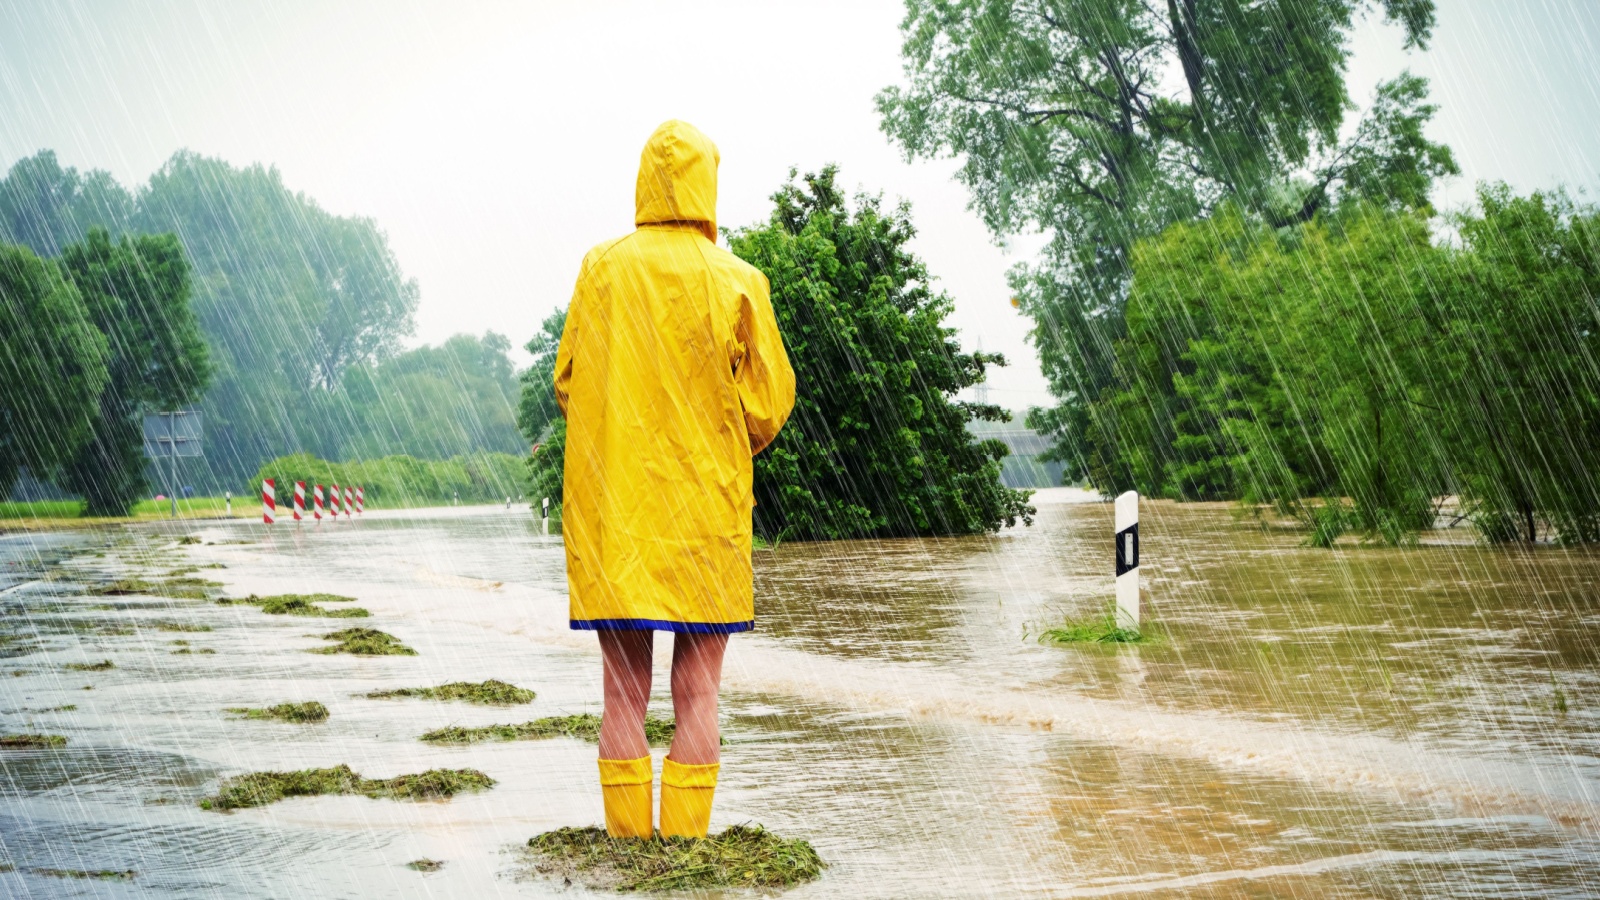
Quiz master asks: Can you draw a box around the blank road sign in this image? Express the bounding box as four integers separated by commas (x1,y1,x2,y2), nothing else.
142,410,204,458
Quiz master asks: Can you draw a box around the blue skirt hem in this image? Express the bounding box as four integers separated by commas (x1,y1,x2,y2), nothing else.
570,618,754,634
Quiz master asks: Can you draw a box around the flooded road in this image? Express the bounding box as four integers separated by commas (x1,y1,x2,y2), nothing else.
1,489,1596,897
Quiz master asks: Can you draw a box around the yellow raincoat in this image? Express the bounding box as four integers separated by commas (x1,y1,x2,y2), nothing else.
555,120,795,633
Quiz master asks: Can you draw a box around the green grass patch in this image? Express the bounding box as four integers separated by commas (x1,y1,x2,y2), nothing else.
171,647,215,655
220,593,366,617
365,679,534,705
524,825,824,892
1036,614,1148,645
199,763,494,810
93,576,220,600
155,621,212,632
225,701,329,723
64,659,114,671
1,734,67,748
313,627,416,656
420,713,677,746
32,868,135,880
406,859,444,873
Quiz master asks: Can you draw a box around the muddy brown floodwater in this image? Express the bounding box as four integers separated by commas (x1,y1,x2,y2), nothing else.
0,488,1596,897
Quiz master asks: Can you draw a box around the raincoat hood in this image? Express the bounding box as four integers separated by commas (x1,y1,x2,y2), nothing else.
635,120,719,242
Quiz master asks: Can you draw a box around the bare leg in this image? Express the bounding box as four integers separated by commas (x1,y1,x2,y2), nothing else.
668,632,727,765
598,630,654,760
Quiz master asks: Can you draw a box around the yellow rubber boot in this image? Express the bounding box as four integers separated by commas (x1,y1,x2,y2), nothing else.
659,758,719,838
598,757,653,839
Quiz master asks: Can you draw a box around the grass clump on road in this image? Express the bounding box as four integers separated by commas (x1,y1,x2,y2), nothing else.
199,763,494,810
524,824,824,892
221,593,368,617
1,734,68,748
406,859,444,873
1036,615,1147,645
32,868,136,880
314,627,415,656
155,621,212,632
421,714,678,746
366,679,534,705
225,701,329,723
97,576,220,600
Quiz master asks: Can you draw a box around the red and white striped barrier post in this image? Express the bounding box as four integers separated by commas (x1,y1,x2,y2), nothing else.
313,484,324,521
330,482,342,518
344,486,353,519
262,479,275,524
293,481,305,522
355,486,364,514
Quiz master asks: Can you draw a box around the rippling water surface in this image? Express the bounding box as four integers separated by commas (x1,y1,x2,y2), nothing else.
1,490,1596,897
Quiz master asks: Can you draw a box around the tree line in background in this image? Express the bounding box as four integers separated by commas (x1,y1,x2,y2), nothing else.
0,150,525,512
878,0,1600,542
519,167,1035,540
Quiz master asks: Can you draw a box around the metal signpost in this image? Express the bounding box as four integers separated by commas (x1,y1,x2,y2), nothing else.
142,410,203,519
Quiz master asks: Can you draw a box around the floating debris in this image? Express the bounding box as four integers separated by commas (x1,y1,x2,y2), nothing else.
314,627,415,656
0,734,67,748
177,536,202,545
199,764,494,810
225,701,329,723
366,679,534,705
64,660,114,671
421,714,677,746
524,825,824,893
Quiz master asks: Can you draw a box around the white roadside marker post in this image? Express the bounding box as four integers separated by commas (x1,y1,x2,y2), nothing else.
1114,490,1140,631
542,497,550,534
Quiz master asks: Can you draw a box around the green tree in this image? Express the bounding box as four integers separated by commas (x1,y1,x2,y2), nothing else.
0,243,110,495
58,228,210,514
517,307,568,511
877,0,1457,485
729,168,1033,539
0,151,135,256
1439,186,1600,543
339,332,524,460
134,151,418,475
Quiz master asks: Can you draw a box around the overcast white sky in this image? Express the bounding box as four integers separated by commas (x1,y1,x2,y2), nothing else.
2,0,1597,412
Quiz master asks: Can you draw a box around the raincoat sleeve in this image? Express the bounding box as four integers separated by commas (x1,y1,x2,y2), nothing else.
733,273,795,455
553,263,588,420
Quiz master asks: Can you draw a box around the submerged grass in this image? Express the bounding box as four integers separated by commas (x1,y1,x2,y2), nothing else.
64,659,114,671
93,576,219,600
225,701,329,723
155,621,212,632
220,593,368,617
524,825,824,893
199,763,494,810
365,679,534,705
406,859,444,873
32,868,136,880
1,734,67,748
420,714,679,746
1036,614,1149,645
314,627,416,655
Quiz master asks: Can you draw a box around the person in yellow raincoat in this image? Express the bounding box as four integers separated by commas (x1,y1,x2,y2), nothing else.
554,120,795,839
